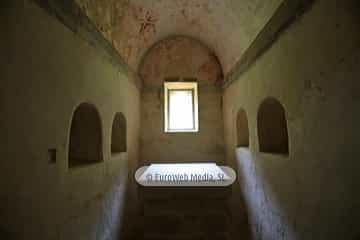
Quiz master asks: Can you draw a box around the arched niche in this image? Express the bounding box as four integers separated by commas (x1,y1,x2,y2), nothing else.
111,112,127,154
68,103,102,167
257,97,289,155
236,109,249,147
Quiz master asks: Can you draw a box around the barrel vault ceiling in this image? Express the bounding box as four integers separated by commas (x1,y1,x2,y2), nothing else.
75,0,282,75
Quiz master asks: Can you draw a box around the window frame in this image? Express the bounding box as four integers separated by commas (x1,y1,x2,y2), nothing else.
164,81,199,133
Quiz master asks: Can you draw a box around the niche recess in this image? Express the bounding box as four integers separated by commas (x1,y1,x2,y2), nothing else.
68,103,102,167
257,97,289,155
236,109,249,147
111,112,127,154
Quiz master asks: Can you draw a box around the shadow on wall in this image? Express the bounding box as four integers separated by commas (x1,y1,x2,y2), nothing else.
236,109,250,148
257,97,289,155
111,112,127,154
235,148,296,239
227,108,252,240
68,104,129,167
68,103,103,168
234,97,294,239
229,176,254,240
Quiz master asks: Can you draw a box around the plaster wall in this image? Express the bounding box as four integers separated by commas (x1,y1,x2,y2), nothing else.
0,1,140,239
74,0,282,74
139,36,225,164
223,0,360,239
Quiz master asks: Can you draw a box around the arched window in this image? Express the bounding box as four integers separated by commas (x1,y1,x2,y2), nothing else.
257,98,289,154
68,103,102,167
111,113,127,154
236,109,249,147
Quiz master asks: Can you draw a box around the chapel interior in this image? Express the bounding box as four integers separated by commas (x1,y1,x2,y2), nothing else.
1,0,360,239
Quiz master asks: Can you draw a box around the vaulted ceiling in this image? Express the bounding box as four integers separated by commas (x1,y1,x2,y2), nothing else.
75,0,282,74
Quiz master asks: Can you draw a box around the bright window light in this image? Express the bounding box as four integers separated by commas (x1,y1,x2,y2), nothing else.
169,90,194,129
164,82,199,132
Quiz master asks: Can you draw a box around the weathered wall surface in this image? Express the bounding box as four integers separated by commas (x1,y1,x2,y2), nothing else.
223,0,360,239
139,36,225,164
74,0,282,74
0,1,140,239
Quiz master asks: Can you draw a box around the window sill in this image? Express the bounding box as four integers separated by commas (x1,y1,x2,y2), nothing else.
258,151,289,160
111,152,128,161
68,160,103,171
165,130,199,134
236,146,250,153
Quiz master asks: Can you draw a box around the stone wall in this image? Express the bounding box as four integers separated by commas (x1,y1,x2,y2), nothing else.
0,1,140,239
223,0,360,239
139,36,225,165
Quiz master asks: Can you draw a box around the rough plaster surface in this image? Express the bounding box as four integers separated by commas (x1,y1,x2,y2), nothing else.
223,0,360,239
139,36,225,165
0,1,140,239
3,0,360,239
74,0,282,74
